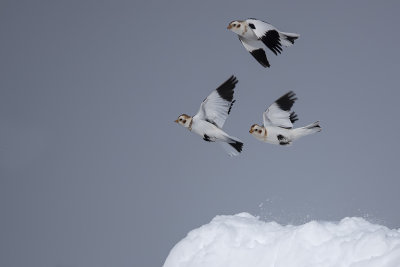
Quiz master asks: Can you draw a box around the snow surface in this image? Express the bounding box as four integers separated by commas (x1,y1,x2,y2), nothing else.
163,213,400,267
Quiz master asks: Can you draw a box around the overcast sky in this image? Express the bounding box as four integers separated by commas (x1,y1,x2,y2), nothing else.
1,0,400,266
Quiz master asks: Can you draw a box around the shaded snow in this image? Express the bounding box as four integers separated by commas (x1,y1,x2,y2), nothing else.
163,213,400,267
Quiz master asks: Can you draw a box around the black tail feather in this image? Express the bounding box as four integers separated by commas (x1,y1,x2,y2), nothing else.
285,35,298,44
305,121,321,130
229,140,243,153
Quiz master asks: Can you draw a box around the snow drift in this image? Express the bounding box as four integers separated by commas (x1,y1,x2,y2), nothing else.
163,213,400,267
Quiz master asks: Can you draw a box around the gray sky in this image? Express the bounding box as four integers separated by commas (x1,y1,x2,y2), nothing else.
1,0,400,266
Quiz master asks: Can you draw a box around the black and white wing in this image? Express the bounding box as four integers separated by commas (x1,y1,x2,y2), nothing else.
193,76,238,129
239,36,270,68
263,91,299,129
246,19,299,55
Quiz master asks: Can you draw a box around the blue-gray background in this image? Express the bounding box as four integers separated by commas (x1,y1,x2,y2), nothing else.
1,0,399,266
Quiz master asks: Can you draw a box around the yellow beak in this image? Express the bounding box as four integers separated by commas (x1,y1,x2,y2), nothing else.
227,24,232,30
174,119,178,123
249,129,253,133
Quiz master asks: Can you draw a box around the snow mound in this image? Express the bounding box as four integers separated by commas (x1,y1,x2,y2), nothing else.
163,213,400,267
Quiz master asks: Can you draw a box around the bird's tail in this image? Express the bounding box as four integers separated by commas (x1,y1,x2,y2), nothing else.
279,31,300,47
219,136,243,157
293,121,321,139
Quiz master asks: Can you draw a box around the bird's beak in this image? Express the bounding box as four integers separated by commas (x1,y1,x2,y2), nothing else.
227,24,232,30
249,129,254,133
174,119,178,123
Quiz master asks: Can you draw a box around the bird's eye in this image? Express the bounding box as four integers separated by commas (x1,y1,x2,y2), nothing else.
233,24,236,26
179,118,182,121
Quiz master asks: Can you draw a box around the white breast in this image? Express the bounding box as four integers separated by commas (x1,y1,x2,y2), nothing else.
241,23,258,39
191,119,222,139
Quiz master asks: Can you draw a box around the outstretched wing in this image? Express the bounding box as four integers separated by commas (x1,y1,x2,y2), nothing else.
194,76,238,129
246,19,283,55
263,91,298,128
239,36,270,68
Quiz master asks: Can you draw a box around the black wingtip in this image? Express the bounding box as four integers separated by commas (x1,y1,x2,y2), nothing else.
227,99,236,114
250,48,270,68
229,140,243,153
228,75,238,86
261,30,282,56
275,91,297,111
289,111,298,124
216,75,238,102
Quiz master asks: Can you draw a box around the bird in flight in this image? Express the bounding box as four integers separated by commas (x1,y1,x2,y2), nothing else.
249,91,321,145
227,18,299,68
175,76,243,156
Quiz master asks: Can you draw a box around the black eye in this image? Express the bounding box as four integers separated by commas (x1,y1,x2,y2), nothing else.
179,118,182,121
233,24,236,26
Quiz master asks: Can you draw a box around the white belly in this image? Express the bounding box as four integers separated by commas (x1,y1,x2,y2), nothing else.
191,119,227,141
265,127,293,145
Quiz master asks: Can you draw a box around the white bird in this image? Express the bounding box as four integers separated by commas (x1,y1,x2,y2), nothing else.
249,91,321,145
175,76,243,156
227,18,299,68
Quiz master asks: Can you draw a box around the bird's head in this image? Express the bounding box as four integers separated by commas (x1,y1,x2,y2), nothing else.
227,20,245,34
175,114,192,128
249,124,265,138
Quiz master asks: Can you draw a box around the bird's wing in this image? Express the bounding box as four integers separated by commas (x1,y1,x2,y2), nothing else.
194,76,238,129
246,19,283,55
239,36,270,68
263,91,298,128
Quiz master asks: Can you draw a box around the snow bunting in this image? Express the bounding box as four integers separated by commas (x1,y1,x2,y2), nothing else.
175,76,243,156
227,19,299,68
249,91,321,145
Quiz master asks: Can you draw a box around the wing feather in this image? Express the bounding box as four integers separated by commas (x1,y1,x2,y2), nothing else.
263,91,298,128
239,36,270,68
194,76,238,128
246,19,281,53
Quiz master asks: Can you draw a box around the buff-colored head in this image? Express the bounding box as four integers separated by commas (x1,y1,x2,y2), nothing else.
174,114,192,129
227,20,245,35
249,124,266,139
